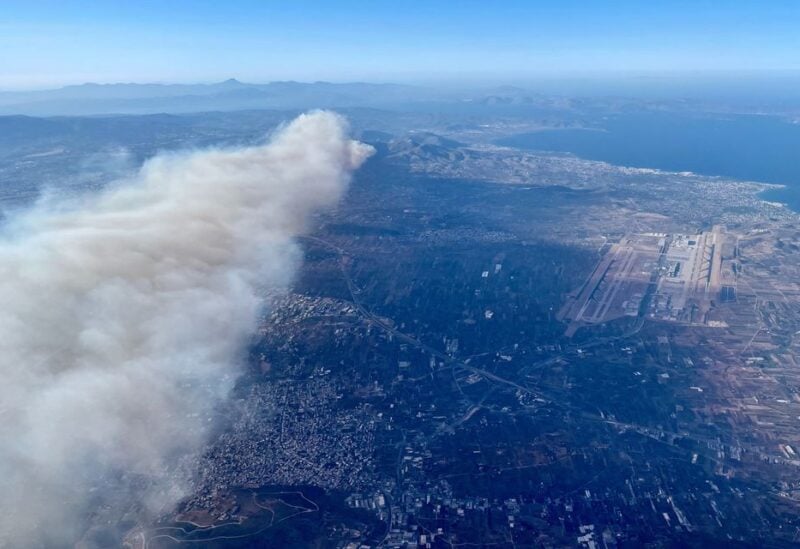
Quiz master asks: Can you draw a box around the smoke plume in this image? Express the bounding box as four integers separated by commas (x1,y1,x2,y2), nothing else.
0,111,373,546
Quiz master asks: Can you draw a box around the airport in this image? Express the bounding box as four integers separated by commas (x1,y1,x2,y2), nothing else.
559,226,735,335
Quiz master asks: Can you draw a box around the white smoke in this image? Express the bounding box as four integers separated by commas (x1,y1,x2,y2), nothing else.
0,111,373,546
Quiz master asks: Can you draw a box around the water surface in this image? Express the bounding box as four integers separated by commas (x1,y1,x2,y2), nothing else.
497,112,800,211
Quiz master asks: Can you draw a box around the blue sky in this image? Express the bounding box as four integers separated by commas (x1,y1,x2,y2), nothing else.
2,0,800,89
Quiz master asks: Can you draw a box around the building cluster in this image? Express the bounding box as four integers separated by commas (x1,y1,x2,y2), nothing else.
185,377,379,514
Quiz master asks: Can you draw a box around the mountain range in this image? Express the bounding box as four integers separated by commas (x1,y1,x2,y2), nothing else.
0,79,437,116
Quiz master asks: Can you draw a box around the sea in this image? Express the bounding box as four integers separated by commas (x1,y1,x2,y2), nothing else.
496,111,800,212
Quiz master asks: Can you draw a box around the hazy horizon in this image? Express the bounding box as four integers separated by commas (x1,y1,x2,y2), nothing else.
5,71,800,113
